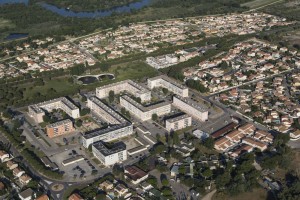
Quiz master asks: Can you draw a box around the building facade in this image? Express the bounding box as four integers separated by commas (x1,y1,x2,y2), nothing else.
165,114,192,132
92,141,127,166
148,75,189,97
120,95,171,121
87,96,126,125
46,119,74,138
172,95,208,122
96,80,151,102
28,97,80,123
82,123,133,148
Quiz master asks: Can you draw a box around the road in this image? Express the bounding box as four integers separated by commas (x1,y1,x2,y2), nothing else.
201,189,216,200
243,0,285,13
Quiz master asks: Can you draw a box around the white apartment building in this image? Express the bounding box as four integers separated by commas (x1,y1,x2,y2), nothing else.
172,95,208,122
87,96,126,125
148,75,189,97
28,97,80,123
165,114,192,132
120,95,171,121
82,122,133,148
96,80,151,102
92,141,127,166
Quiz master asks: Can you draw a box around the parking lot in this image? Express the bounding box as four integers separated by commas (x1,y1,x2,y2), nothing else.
49,146,100,180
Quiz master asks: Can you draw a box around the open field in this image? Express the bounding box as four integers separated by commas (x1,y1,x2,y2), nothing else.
242,0,281,9
213,188,270,200
22,61,158,103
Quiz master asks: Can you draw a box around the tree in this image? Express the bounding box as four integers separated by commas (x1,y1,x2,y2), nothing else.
108,90,115,103
171,132,180,145
152,113,158,121
75,119,83,127
43,114,51,123
203,137,214,149
161,178,169,186
162,88,168,95
202,168,213,179
80,108,90,116
96,193,106,200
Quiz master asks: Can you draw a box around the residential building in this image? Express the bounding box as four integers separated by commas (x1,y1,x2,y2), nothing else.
35,194,49,200
87,96,127,125
13,167,25,177
124,165,149,184
172,95,208,121
120,95,171,121
96,80,151,102
19,188,33,200
6,160,18,170
45,119,74,138
82,122,133,148
68,193,84,200
214,137,235,151
242,137,268,151
165,114,192,132
19,174,32,186
148,75,189,97
0,150,9,163
92,141,127,166
28,97,80,123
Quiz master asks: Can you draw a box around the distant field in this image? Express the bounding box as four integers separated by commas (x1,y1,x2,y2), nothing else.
0,18,15,30
242,0,281,9
213,188,269,200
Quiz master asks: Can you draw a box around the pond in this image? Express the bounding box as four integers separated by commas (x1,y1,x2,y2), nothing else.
40,0,151,18
5,33,29,41
77,74,115,85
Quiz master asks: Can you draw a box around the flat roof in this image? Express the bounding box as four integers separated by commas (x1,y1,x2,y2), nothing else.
93,141,126,156
89,96,127,124
121,95,170,112
166,114,191,123
173,95,207,112
83,122,132,140
149,75,188,90
97,80,150,95
46,119,72,129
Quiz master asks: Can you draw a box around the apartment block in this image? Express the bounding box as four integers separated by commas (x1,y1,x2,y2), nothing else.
120,95,171,121
28,97,80,123
46,119,74,138
82,122,133,148
87,96,126,125
165,114,192,132
148,75,189,97
96,80,151,102
172,95,208,122
92,141,127,166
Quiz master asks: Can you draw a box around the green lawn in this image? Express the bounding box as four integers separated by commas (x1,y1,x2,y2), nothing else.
23,61,158,101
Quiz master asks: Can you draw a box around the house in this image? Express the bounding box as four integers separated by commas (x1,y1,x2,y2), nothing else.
114,184,131,198
6,160,18,170
35,194,49,200
141,182,153,191
125,165,148,184
19,174,32,186
0,150,9,163
99,180,114,191
19,188,34,200
13,167,25,177
68,193,84,200
0,181,5,191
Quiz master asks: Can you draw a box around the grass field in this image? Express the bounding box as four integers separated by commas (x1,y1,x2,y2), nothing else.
213,188,270,200
23,61,158,101
242,0,281,9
